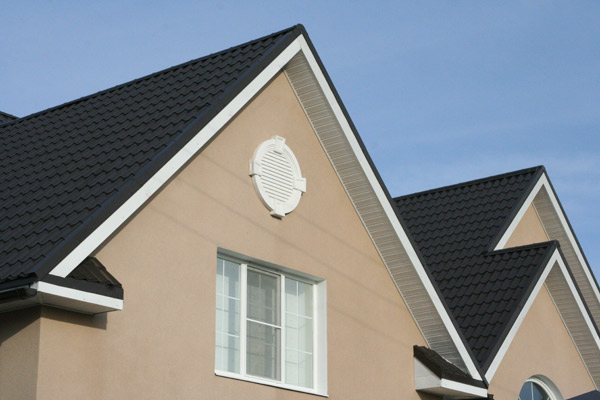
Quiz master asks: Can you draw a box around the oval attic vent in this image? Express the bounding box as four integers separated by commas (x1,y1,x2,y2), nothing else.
249,136,306,218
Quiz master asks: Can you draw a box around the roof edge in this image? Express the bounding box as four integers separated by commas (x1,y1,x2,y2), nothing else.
31,26,303,282
482,243,559,373
487,167,547,252
296,26,485,381
395,165,545,202
2,25,302,128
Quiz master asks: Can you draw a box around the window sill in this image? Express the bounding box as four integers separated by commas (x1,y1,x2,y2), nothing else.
215,370,328,397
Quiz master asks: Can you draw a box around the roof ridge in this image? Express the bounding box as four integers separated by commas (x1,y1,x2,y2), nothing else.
0,111,17,120
480,238,558,371
22,24,303,284
394,165,545,202
0,25,301,128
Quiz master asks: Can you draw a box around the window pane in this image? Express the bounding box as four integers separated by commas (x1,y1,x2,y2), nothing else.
285,278,314,388
518,382,552,400
247,269,280,325
286,349,313,388
247,320,281,380
215,257,241,373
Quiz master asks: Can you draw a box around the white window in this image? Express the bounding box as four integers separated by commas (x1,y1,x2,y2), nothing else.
215,254,327,395
517,377,563,400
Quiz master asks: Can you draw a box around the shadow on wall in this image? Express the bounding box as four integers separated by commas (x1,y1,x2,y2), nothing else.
0,306,41,344
0,306,107,347
41,306,108,330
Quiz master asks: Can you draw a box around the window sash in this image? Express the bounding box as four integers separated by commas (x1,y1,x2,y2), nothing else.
215,256,316,389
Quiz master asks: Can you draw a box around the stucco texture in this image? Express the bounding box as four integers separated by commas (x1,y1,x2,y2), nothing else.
488,284,595,399
488,204,596,398
505,204,549,248
33,72,430,400
0,307,41,400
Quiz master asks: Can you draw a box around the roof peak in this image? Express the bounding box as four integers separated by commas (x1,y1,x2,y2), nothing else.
1,25,302,129
395,165,545,201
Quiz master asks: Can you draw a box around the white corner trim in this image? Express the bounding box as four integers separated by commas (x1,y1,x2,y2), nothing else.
485,250,559,382
33,281,123,311
494,174,600,305
294,36,482,380
484,249,600,382
48,38,304,278
45,34,480,379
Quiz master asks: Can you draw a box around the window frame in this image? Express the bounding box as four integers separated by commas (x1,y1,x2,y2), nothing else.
518,377,564,400
215,252,328,397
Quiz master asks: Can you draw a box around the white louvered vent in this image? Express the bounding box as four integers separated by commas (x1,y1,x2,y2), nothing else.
250,136,306,218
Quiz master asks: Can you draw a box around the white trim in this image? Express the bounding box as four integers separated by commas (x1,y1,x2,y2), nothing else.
250,135,306,218
485,250,600,382
48,38,303,278
440,379,488,398
524,376,564,400
414,358,487,398
214,370,327,397
33,281,123,311
485,250,559,382
494,174,600,306
495,176,546,250
554,256,600,351
46,34,480,379
294,36,481,380
216,254,326,393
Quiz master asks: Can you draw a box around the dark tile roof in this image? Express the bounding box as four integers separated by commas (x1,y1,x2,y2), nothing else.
0,25,302,286
414,345,485,388
395,166,557,370
0,111,17,124
569,390,600,400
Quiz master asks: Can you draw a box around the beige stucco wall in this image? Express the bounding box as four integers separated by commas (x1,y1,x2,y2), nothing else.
33,72,431,399
489,284,595,399
505,204,549,248
0,307,41,400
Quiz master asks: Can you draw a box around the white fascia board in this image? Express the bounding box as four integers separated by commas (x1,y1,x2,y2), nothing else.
494,174,600,305
554,255,600,351
485,250,600,382
46,34,481,379
485,250,559,382
295,36,482,380
48,38,303,278
415,359,487,398
439,379,489,398
494,175,546,250
33,282,123,312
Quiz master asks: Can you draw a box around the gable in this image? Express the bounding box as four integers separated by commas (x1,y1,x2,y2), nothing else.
0,25,481,381
505,204,549,248
489,284,595,399
0,26,298,286
33,71,432,400
495,174,600,329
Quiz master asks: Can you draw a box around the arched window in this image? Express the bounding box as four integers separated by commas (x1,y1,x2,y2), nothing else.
518,376,563,400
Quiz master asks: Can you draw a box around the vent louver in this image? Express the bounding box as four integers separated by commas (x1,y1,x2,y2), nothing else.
250,136,306,218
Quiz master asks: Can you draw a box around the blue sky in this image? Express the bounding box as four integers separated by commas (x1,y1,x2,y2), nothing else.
1,2,599,278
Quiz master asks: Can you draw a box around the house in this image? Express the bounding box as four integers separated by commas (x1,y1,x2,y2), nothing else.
0,24,598,400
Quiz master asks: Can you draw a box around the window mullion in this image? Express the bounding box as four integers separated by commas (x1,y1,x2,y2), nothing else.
281,274,286,383
240,263,248,376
